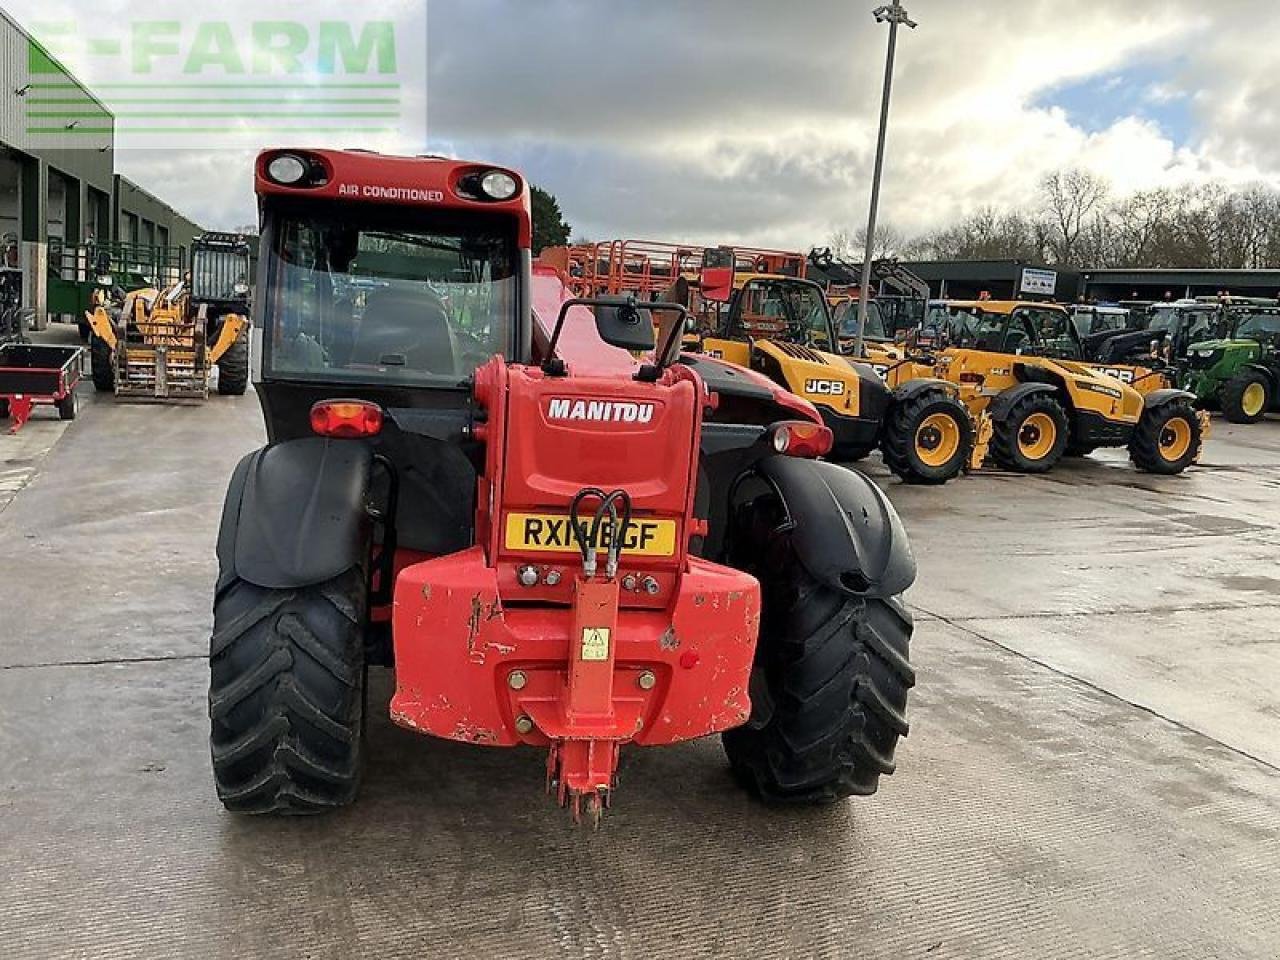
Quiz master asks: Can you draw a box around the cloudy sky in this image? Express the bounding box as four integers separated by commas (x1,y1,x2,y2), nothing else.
17,0,1280,246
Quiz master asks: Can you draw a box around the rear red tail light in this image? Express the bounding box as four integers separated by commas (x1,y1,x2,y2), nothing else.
310,400,384,438
769,420,834,458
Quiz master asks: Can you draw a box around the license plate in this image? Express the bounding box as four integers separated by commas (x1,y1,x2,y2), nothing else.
504,513,678,557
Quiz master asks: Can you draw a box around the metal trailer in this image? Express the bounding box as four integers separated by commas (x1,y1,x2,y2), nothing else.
0,308,84,433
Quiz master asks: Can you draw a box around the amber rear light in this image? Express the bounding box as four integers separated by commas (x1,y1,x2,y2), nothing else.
310,400,384,438
769,420,834,458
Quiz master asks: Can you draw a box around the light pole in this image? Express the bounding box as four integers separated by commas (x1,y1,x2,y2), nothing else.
850,1,917,359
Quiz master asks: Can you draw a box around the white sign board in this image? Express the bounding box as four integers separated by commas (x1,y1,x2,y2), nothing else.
1020,268,1058,297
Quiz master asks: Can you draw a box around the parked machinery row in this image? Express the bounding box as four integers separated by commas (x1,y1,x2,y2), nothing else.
556,240,1223,481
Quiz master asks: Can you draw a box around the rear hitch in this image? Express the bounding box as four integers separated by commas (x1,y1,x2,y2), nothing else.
537,488,635,826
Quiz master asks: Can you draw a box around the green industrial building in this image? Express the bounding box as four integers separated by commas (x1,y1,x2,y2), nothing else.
1,10,203,328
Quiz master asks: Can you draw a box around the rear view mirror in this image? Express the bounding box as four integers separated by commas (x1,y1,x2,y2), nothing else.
544,297,688,377
592,297,656,352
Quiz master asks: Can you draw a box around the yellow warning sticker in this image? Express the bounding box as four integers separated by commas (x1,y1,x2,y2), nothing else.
581,628,611,662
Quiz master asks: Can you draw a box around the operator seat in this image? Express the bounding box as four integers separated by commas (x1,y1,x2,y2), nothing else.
352,289,455,376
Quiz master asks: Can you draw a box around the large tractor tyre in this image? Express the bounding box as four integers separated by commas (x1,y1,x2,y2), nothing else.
723,502,914,804
1220,371,1271,424
990,394,1068,474
881,389,973,485
209,567,368,814
1129,400,1203,475
90,335,115,393
216,330,250,396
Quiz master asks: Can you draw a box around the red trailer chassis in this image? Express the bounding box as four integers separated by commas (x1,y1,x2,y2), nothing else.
0,342,84,433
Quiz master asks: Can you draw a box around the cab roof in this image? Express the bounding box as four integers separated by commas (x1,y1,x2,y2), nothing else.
932,299,1067,315
254,147,532,247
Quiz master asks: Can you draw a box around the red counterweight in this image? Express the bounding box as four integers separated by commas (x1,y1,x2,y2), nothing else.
390,353,761,820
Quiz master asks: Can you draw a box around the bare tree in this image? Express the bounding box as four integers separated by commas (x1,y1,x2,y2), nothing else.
1040,169,1110,264
826,228,856,259
895,177,1280,270
827,224,903,260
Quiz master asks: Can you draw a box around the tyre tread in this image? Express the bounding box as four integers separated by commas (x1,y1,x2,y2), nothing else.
723,524,914,804
989,392,1068,473
216,329,250,396
1220,371,1270,424
881,388,973,485
1129,399,1203,474
208,569,365,814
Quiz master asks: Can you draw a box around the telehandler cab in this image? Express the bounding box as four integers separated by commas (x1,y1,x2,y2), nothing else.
684,252,980,484
919,301,1204,474
209,149,917,823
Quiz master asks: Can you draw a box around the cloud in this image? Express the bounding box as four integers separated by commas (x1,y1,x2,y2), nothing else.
10,0,1280,243
423,0,1280,248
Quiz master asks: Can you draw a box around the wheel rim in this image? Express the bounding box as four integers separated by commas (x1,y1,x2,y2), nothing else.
1018,412,1057,460
915,412,962,468
1159,417,1192,461
1242,382,1266,417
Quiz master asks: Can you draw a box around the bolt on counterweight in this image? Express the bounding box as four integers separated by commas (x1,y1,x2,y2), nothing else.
851,1,918,359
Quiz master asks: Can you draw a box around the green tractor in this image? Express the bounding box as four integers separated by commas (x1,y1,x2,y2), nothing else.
1182,305,1280,423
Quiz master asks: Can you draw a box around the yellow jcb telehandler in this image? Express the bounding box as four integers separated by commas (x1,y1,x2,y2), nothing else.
907,301,1206,475
86,233,251,401
676,251,986,484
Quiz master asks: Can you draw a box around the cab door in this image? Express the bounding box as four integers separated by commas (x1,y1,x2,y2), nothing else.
1016,306,1081,359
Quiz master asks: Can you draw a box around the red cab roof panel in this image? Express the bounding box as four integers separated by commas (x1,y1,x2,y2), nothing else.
255,148,532,247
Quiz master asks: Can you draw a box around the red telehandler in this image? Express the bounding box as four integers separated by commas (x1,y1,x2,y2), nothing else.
209,149,917,823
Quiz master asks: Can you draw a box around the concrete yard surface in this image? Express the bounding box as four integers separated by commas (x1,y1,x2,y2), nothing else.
1,371,1278,959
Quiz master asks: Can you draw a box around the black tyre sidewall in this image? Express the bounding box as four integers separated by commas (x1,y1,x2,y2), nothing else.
1130,401,1202,475
991,394,1068,473
882,391,972,484
216,330,250,396
722,500,914,803
1221,371,1270,424
209,567,368,814
89,335,114,393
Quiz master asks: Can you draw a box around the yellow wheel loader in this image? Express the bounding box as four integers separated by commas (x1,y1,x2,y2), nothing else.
86,233,251,401
917,301,1205,475
681,262,983,484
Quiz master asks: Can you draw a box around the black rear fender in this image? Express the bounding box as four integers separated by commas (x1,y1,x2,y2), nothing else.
892,377,958,402
989,382,1058,420
216,438,374,593
755,456,915,599
1142,387,1197,410
1243,363,1280,391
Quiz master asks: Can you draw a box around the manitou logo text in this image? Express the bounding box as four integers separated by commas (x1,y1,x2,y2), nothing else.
547,398,656,424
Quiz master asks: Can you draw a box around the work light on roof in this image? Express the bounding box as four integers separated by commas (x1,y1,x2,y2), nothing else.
480,170,519,201
266,154,308,186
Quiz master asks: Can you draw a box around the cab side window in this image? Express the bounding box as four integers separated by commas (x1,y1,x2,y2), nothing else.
1020,308,1079,359
970,311,1007,351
